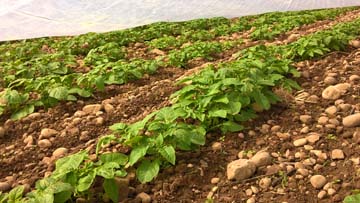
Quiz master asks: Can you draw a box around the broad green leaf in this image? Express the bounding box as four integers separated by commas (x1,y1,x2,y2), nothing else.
190,130,206,146
344,194,360,203
54,191,72,203
49,86,68,100
29,192,54,203
103,179,119,203
100,153,128,166
66,95,77,101
174,129,193,150
221,78,242,86
129,145,148,166
257,79,275,86
53,151,87,178
155,107,178,123
220,121,244,133
227,101,242,115
96,163,117,179
68,88,91,97
213,95,229,104
109,123,127,131
7,186,24,202
251,90,270,110
50,181,74,194
136,160,160,183
76,171,96,192
11,104,34,120
159,146,176,165
95,76,105,90
3,89,28,105
208,108,227,118
114,169,127,177
155,134,164,146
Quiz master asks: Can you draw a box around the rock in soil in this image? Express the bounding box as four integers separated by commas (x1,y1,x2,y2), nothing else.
39,128,58,139
250,151,272,167
52,147,68,158
82,104,102,114
331,149,345,160
310,175,327,189
293,138,307,147
318,190,327,199
211,142,222,151
227,159,256,181
259,177,271,189
342,113,360,127
322,86,341,100
136,192,151,203
38,139,52,148
0,182,11,192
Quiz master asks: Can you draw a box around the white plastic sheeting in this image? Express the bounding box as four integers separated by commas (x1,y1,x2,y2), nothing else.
1,0,359,41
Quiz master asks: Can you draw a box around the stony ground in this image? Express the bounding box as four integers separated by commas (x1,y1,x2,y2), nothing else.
0,9,360,203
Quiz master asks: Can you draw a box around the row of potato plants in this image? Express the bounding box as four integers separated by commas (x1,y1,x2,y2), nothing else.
249,7,355,40
0,7,355,120
2,7,348,84
147,7,355,50
1,16,360,203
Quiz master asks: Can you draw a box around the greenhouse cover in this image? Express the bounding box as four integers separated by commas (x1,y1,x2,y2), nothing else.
0,0,359,41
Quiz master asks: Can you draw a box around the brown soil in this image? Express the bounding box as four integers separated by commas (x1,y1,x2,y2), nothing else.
0,8,360,203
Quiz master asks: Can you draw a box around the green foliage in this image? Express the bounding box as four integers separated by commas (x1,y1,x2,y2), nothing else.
168,41,226,67
84,42,127,65
250,7,353,40
344,193,360,203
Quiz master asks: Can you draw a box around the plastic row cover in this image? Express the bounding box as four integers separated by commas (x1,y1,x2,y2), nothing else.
0,0,359,41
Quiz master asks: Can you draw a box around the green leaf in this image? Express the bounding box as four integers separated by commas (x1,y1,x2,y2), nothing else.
220,121,244,133
49,86,68,100
103,179,119,203
95,76,105,91
100,153,128,166
29,192,54,203
251,90,270,110
53,151,87,178
115,169,127,177
190,130,206,146
68,88,91,97
208,109,227,118
54,190,72,203
227,101,242,115
155,107,178,123
11,104,34,120
344,194,360,203
96,135,117,155
129,145,148,166
213,95,229,104
159,146,176,165
66,95,77,101
77,171,96,192
96,162,118,179
7,186,24,202
136,160,160,183
109,123,127,131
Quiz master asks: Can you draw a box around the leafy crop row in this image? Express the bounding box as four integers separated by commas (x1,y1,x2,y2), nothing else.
2,15,360,203
1,7,354,120
147,7,355,50
4,7,344,119
250,7,354,40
